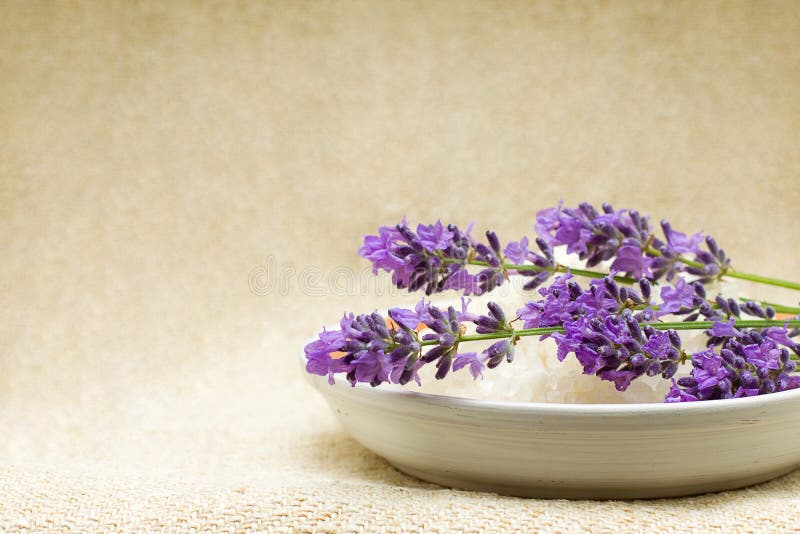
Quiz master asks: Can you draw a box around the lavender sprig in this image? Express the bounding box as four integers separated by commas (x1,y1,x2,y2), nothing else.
359,220,639,297
514,274,679,391
360,220,564,296
536,202,728,282
536,201,800,290
306,299,522,387
666,337,800,402
305,274,800,401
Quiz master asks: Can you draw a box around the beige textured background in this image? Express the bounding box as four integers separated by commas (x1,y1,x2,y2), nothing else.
2,1,800,531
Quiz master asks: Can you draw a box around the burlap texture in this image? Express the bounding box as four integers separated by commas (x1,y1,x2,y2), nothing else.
1,1,799,531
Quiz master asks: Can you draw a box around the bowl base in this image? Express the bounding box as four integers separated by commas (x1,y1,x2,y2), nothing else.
390,462,800,500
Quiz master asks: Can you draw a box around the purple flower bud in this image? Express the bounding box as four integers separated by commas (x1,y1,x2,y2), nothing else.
487,301,506,324
662,362,678,379
343,340,365,352
776,374,790,390
536,237,553,258
485,340,509,358
438,333,456,347
630,353,646,367
390,343,412,360
435,354,453,379
668,330,682,349
604,278,620,300
476,316,500,330
522,271,551,291
421,345,447,363
447,306,460,329
706,236,719,256
678,377,698,388
639,279,652,300
720,349,736,365
486,230,502,255
761,379,776,394
367,339,387,352
428,319,450,334
692,281,706,298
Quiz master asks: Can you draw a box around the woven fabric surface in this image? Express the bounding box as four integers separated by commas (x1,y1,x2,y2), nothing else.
2,1,800,532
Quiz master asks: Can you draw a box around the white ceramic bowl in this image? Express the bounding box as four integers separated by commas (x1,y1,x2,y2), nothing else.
303,354,800,499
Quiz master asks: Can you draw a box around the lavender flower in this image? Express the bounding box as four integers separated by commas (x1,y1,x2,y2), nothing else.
305,307,423,387
517,274,645,329
611,245,652,279
552,310,682,391
360,220,555,296
710,318,743,338
666,337,800,402
536,203,653,269
358,221,477,295
304,326,348,385
658,278,701,315
661,221,703,255
503,237,530,264
452,352,485,379
304,298,515,386
316,213,800,403
535,202,730,283
388,298,432,330
516,274,675,391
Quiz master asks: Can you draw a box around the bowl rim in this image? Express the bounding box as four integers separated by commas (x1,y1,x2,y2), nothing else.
299,348,800,415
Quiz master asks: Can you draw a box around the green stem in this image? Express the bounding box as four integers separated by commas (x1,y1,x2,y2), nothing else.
644,245,800,291
463,259,637,285
722,270,800,291
463,258,800,314
420,319,800,347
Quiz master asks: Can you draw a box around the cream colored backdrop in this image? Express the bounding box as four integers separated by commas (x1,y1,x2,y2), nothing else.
1,1,799,531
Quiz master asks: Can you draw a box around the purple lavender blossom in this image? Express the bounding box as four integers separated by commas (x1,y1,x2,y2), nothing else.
517,274,643,329
304,327,348,385
764,326,800,351
661,221,703,255
305,308,424,387
610,245,652,279
359,225,406,277
305,298,523,387
517,274,580,329
504,237,530,264
551,309,682,391
534,202,731,283
358,221,473,295
453,352,486,379
388,298,432,330
536,203,651,270
658,278,696,314
361,220,556,296
518,274,675,391
710,318,743,338
416,220,456,250
666,336,800,402
535,203,562,246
